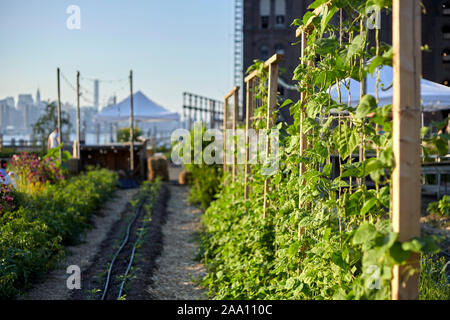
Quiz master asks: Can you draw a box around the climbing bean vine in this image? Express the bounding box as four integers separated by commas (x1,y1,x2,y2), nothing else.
199,0,443,300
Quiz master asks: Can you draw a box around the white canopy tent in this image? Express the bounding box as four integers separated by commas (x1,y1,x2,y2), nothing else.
330,65,450,112
95,91,180,123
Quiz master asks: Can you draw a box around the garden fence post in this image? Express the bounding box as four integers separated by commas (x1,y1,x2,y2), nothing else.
76,71,81,159
263,57,281,218
129,70,134,172
244,79,255,200
391,0,421,300
233,87,239,182
56,68,62,163
223,95,229,180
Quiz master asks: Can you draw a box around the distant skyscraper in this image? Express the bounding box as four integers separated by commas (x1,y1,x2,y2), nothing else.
36,88,41,105
94,79,99,111
4,97,14,109
17,94,34,131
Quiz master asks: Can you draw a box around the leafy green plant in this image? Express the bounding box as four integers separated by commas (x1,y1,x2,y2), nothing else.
8,151,66,193
427,196,450,218
117,127,143,142
0,168,118,299
419,255,450,300
196,0,446,300
180,125,222,208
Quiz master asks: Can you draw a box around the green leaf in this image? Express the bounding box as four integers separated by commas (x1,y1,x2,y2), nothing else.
352,222,377,245
368,56,384,75
306,100,322,118
315,37,339,56
285,277,300,290
361,197,377,215
389,242,411,264
280,99,293,109
302,11,315,26
435,137,448,156
321,6,338,35
401,239,422,252
346,34,365,62
288,242,300,257
323,227,331,241
309,0,328,9
356,95,377,119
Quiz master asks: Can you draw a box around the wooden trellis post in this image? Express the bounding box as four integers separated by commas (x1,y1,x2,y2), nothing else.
298,30,308,180
224,86,239,181
391,0,422,300
263,54,283,217
129,70,134,172
233,88,239,181
295,26,314,214
244,77,255,199
242,54,283,206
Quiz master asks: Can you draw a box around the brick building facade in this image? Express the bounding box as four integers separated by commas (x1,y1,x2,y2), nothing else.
242,0,450,124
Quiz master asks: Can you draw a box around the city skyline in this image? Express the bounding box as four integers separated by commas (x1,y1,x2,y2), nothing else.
0,0,234,114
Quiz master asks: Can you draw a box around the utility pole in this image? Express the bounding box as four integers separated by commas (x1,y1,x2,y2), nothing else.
129,70,134,172
57,67,62,163
76,71,81,158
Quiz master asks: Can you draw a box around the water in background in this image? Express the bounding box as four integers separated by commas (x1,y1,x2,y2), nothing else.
3,133,114,145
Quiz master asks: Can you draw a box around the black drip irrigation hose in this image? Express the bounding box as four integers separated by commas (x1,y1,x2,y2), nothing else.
117,195,157,299
101,201,144,300
117,222,144,298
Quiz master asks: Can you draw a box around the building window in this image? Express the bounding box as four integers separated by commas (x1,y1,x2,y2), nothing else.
275,0,286,28
443,2,450,15
260,0,270,29
260,45,270,61
443,49,450,63
443,80,450,87
444,26,450,40
274,44,285,55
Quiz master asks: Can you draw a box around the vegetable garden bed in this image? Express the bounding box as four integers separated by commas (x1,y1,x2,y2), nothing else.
0,166,118,299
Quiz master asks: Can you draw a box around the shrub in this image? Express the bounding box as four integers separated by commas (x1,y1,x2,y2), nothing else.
117,127,143,142
419,254,450,300
427,196,450,218
180,125,222,208
0,182,15,215
0,168,118,299
8,151,65,194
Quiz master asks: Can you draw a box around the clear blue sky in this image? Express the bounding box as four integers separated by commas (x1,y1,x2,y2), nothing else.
0,0,234,114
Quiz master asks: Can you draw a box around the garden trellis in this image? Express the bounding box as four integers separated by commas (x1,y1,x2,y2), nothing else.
223,86,240,181
211,0,430,300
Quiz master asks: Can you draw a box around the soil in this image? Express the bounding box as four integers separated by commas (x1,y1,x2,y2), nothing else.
71,184,171,300
20,188,139,300
143,184,207,300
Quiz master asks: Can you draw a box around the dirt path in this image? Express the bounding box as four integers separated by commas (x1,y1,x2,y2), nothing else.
20,165,208,300
21,188,138,300
145,184,207,300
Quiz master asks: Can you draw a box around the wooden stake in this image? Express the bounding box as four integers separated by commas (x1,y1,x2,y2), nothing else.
244,79,254,199
129,70,134,172
391,0,421,300
233,87,239,182
223,97,228,176
76,71,80,158
299,31,307,180
263,62,279,217
56,68,62,163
